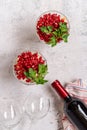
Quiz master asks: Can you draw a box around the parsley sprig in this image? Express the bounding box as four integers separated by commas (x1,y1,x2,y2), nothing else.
40,26,53,34
40,22,69,47
24,64,48,84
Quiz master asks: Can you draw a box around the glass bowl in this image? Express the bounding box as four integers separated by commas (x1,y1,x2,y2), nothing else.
36,10,70,47
23,93,50,120
13,50,48,85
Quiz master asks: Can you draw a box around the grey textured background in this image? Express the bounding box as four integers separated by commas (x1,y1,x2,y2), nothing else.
0,0,87,130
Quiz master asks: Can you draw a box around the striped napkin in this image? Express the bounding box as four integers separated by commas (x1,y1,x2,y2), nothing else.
62,79,87,130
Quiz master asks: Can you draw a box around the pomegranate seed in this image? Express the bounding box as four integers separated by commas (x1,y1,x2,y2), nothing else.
60,18,64,22
26,79,31,83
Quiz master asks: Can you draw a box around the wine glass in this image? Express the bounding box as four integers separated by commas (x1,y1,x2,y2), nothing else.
0,98,22,130
23,93,50,129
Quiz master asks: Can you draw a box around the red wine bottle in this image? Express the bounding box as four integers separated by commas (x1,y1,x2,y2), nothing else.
51,80,87,130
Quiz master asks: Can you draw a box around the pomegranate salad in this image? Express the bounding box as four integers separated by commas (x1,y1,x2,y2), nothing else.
13,51,48,84
36,12,69,47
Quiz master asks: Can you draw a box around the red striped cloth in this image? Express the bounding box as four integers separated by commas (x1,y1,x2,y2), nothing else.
62,79,87,130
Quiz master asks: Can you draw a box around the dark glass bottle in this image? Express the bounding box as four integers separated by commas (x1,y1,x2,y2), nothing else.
51,80,87,130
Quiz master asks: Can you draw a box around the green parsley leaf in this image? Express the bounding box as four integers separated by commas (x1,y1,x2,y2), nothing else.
28,68,37,79
24,71,29,77
52,31,58,37
62,33,69,42
40,26,49,33
48,36,57,47
35,76,48,84
38,64,48,76
55,28,62,37
59,22,68,33
40,26,53,34
24,64,48,84
47,26,53,32
24,68,36,79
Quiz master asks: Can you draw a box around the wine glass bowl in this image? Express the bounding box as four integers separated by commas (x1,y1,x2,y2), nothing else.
36,10,70,47
0,98,22,129
24,94,50,120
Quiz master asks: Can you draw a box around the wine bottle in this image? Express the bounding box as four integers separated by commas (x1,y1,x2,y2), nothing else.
51,80,87,130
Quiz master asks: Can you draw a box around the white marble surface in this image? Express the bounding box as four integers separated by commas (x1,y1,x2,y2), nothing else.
0,0,87,130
